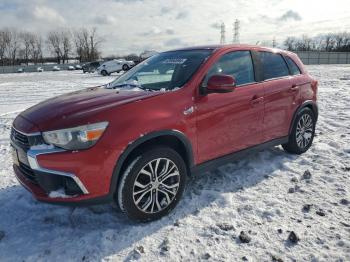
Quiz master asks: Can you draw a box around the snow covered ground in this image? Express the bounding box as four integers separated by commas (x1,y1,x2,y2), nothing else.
0,67,349,261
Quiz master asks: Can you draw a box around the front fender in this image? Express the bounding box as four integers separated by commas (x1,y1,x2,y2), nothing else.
108,129,194,196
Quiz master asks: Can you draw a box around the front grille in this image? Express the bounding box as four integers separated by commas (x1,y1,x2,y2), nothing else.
11,128,30,148
19,163,38,184
11,127,45,149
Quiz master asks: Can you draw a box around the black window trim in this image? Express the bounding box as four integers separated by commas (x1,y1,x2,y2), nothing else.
283,55,302,76
253,50,291,82
200,49,258,91
199,49,304,94
234,50,257,89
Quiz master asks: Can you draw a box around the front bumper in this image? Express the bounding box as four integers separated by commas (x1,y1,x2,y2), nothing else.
11,127,119,205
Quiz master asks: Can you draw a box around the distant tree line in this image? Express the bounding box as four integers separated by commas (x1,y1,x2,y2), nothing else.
0,27,103,66
284,32,350,52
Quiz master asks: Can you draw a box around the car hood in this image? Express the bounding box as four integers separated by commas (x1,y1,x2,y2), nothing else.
19,86,160,131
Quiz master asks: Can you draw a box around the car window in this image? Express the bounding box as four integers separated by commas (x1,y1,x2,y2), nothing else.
110,50,213,91
258,52,289,80
204,51,255,86
285,56,301,75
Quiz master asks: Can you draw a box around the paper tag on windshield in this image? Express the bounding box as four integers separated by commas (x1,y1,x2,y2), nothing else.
162,58,187,64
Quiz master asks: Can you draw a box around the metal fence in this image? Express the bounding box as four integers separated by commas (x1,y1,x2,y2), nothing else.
295,51,350,65
1,51,350,74
0,63,81,74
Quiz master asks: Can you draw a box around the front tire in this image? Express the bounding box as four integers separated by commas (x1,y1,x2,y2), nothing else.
122,64,129,71
101,70,108,76
117,147,187,222
282,108,316,154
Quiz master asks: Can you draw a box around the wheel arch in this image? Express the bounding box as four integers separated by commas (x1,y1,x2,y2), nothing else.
289,100,318,135
109,130,194,196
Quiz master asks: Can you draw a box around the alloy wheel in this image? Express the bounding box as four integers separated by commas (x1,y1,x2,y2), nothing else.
296,114,313,149
132,158,180,214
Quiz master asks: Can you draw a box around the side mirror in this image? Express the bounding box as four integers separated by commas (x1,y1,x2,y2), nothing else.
206,74,236,94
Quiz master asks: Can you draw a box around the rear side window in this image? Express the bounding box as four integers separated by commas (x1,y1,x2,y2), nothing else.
285,56,301,75
204,51,255,86
258,52,289,80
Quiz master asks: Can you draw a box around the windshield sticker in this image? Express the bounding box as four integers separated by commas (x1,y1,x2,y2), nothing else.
162,58,187,64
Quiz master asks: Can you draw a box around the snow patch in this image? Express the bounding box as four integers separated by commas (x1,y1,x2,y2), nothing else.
0,68,350,261
48,189,72,198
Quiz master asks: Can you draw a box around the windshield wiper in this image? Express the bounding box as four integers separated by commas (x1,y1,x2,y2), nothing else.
111,83,145,90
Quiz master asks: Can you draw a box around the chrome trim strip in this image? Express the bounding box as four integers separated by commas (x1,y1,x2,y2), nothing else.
12,126,41,136
27,147,89,195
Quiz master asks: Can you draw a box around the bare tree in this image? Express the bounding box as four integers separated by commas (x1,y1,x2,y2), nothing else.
20,31,36,65
30,34,43,64
61,30,72,64
323,33,335,51
334,32,347,50
0,29,11,66
73,29,85,62
47,30,64,64
284,37,297,51
89,28,101,61
73,27,102,62
6,29,20,65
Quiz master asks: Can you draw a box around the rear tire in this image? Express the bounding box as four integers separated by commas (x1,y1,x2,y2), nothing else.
117,147,187,222
282,108,316,154
122,64,129,71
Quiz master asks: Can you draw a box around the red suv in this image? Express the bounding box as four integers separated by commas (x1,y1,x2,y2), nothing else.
11,45,318,221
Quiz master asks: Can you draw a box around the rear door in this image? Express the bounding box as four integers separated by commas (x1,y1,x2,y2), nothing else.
256,51,300,142
195,50,265,163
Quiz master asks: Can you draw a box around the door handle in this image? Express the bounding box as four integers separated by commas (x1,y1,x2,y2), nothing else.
251,96,264,106
289,85,299,92
183,106,195,115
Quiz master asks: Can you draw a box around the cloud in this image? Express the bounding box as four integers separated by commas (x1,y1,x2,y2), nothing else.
0,0,348,56
176,11,188,20
165,28,175,35
141,27,174,36
165,37,184,47
141,26,162,36
278,10,302,22
160,6,172,14
32,6,65,24
93,15,116,25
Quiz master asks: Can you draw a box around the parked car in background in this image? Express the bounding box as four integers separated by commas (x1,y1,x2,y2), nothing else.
10,45,318,222
68,66,75,71
75,65,82,70
82,61,101,73
52,66,60,71
97,59,135,76
17,68,24,73
37,67,44,72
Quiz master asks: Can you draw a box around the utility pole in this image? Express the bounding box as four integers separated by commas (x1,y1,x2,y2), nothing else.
272,37,276,48
233,19,240,43
220,22,226,44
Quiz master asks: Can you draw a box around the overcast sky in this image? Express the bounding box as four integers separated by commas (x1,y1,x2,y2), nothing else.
0,0,349,56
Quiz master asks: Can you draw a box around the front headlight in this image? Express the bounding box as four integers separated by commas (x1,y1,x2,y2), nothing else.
42,122,109,150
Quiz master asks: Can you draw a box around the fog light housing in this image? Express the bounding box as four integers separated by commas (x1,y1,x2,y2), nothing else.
64,177,83,196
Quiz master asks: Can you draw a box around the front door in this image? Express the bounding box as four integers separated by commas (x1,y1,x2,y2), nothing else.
195,50,265,164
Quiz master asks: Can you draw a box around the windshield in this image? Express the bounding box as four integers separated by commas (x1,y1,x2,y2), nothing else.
108,49,213,91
